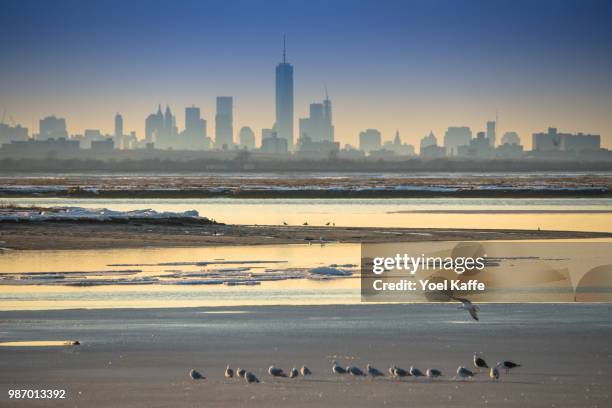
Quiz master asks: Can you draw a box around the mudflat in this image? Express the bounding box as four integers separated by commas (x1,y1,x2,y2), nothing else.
1,220,610,250
0,304,610,407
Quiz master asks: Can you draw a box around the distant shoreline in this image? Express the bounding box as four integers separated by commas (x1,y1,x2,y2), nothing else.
1,172,610,198
1,188,611,198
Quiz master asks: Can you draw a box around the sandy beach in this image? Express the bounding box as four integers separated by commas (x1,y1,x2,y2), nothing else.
0,304,610,407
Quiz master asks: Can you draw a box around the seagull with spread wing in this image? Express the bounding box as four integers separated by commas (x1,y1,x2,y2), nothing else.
451,295,480,321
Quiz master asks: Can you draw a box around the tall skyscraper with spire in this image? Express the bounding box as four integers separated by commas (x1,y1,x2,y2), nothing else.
275,36,294,150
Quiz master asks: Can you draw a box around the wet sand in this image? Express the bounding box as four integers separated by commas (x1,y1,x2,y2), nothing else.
0,304,610,407
1,220,610,250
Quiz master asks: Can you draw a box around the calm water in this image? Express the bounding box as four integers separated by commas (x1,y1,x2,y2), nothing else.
2,240,612,310
0,244,361,310
8,197,612,231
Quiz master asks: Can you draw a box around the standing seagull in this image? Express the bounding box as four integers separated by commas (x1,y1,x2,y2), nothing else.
189,369,205,380
473,352,489,371
391,366,410,378
268,365,287,377
456,366,475,380
224,365,234,379
426,368,443,378
501,361,521,374
289,367,299,378
452,296,480,321
490,363,502,380
245,371,259,383
366,364,384,377
347,365,366,376
300,366,312,376
409,366,425,378
236,367,246,378
332,361,347,375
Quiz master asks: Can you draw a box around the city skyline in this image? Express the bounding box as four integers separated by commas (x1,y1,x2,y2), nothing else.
1,0,612,149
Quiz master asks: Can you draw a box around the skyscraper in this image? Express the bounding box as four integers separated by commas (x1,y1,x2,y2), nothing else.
444,126,472,156
38,115,68,140
323,91,333,141
275,36,294,150
114,113,123,139
114,113,123,149
181,106,209,150
486,120,496,147
145,106,162,144
299,100,334,143
359,129,381,153
215,96,233,149
144,105,176,148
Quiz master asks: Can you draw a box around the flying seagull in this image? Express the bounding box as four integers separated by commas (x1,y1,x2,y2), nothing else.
490,363,502,380
236,367,246,378
347,365,366,376
456,366,475,380
332,361,347,375
289,368,298,378
224,365,234,378
366,364,384,377
268,365,287,377
452,296,480,321
189,369,205,380
300,366,312,376
501,361,521,374
245,371,259,383
426,368,443,378
473,352,489,371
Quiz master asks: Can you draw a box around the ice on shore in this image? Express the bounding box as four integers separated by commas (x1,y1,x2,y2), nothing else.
0,206,207,222
0,262,356,287
309,266,353,277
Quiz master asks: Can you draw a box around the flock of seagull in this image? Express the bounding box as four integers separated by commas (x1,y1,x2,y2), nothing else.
189,352,520,384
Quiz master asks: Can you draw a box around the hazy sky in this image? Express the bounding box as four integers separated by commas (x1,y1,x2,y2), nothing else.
2,0,611,148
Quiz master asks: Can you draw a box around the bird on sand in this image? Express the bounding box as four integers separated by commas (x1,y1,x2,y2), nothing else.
490,363,502,380
332,361,347,374
189,369,205,380
391,366,410,378
282,221,288,226
473,352,489,371
245,371,259,383
303,222,309,226
325,222,331,226
347,365,366,376
236,367,246,378
289,368,299,378
426,368,443,378
300,366,312,376
409,366,425,378
457,366,475,380
366,364,384,377
452,296,480,321
500,361,521,374
224,365,234,378
268,365,287,377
